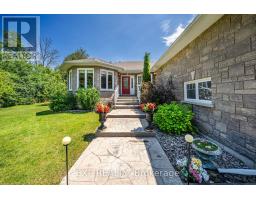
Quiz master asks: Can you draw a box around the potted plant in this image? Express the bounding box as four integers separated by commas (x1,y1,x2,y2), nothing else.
96,103,110,130
140,103,157,131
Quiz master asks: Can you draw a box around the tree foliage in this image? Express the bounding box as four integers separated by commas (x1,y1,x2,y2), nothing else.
64,48,89,61
143,52,151,82
0,51,66,107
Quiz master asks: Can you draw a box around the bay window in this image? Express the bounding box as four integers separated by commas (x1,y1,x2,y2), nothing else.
77,68,94,89
184,77,212,106
100,69,114,90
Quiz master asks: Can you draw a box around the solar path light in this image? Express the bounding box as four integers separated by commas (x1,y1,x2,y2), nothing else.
62,136,71,185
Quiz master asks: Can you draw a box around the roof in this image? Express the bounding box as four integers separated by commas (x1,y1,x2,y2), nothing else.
60,58,124,71
61,58,154,73
151,14,224,72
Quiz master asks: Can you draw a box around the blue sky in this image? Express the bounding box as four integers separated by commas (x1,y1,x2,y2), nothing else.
1,14,195,65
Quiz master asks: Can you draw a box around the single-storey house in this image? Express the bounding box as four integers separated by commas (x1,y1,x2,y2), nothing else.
61,58,152,102
152,14,256,164
61,14,256,165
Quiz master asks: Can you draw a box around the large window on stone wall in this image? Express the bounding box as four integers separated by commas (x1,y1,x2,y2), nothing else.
100,69,114,90
77,68,94,89
184,77,212,107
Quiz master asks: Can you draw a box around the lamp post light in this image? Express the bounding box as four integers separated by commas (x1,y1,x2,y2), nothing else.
62,136,71,185
185,134,194,185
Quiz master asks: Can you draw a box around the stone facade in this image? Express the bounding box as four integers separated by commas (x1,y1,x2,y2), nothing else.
155,15,256,162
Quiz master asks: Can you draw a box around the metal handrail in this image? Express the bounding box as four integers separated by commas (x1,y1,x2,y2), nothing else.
137,85,141,103
114,85,119,107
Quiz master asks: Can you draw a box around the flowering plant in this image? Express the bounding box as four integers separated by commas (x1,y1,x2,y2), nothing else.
140,103,157,113
96,103,110,113
176,157,209,183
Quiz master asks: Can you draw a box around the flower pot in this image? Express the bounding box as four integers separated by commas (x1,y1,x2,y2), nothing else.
145,112,154,131
98,112,107,130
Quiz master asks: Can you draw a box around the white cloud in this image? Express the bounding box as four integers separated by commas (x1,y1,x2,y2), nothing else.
161,19,171,33
162,15,197,46
162,24,185,46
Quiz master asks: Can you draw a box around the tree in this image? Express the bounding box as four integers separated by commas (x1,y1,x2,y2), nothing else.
143,52,151,82
0,69,17,107
39,37,59,67
64,48,89,61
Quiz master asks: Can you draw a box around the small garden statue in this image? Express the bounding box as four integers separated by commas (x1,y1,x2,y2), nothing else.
96,103,110,130
140,103,157,131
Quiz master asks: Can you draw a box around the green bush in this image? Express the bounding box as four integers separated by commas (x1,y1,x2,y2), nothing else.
76,88,100,110
49,92,69,112
0,70,17,107
153,103,194,134
66,92,77,110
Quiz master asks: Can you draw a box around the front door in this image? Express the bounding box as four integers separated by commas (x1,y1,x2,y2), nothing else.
122,76,130,95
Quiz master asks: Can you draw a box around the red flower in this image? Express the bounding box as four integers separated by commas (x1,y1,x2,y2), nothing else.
140,103,145,111
147,103,156,111
104,105,110,113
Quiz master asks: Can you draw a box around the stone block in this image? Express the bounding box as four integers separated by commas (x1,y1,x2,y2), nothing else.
236,51,256,63
240,121,256,136
235,81,243,90
215,100,236,114
230,114,247,121
216,122,227,132
222,94,229,101
245,65,255,75
243,94,256,109
219,58,235,68
227,118,240,132
244,80,256,89
236,107,256,116
235,24,256,43
245,59,256,67
213,110,222,120
230,130,246,147
229,94,243,102
235,89,256,94
237,74,255,81
229,63,244,77
217,83,234,94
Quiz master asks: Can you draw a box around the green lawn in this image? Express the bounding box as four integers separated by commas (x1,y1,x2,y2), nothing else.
0,104,99,184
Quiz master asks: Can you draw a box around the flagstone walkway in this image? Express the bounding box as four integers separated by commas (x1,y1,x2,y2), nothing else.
60,96,182,185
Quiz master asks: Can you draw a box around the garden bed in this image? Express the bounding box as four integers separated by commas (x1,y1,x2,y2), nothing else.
156,131,256,184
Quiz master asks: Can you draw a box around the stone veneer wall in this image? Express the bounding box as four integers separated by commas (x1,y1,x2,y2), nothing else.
155,15,256,162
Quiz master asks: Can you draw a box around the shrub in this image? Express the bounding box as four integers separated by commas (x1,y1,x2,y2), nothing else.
66,92,77,110
140,81,153,103
151,75,176,104
49,92,69,112
76,88,100,110
0,70,17,107
153,103,194,134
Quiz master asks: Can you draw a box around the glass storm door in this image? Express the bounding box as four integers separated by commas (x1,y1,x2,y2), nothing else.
122,76,130,95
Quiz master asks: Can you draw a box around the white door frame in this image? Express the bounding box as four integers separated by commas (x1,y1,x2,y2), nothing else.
130,75,135,95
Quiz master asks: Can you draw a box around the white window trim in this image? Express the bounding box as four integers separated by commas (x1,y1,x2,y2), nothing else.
68,70,72,91
76,68,94,90
184,77,213,107
100,69,114,91
137,74,142,87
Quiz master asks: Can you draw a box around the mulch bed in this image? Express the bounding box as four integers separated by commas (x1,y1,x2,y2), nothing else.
155,131,256,184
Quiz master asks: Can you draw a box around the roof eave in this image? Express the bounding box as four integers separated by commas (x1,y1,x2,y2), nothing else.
151,14,224,72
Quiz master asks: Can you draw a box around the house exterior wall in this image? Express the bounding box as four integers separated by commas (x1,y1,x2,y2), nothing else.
68,66,118,99
155,15,256,162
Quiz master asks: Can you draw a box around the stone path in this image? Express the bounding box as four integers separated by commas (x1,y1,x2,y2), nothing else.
60,96,182,185
60,137,182,185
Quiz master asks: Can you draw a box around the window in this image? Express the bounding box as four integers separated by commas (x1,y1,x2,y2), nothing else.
68,70,72,91
184,77,212,106
100,69,114,90
77,68,94,89
137,75,142,86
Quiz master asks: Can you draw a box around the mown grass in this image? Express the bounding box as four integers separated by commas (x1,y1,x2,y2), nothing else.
0,104,99,184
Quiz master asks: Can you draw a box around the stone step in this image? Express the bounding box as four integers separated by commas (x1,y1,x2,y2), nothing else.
96,118,155,137
117,99,139,102
116,102,139,105
107,109,146,118
115,105,140,109
118,96,138,99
